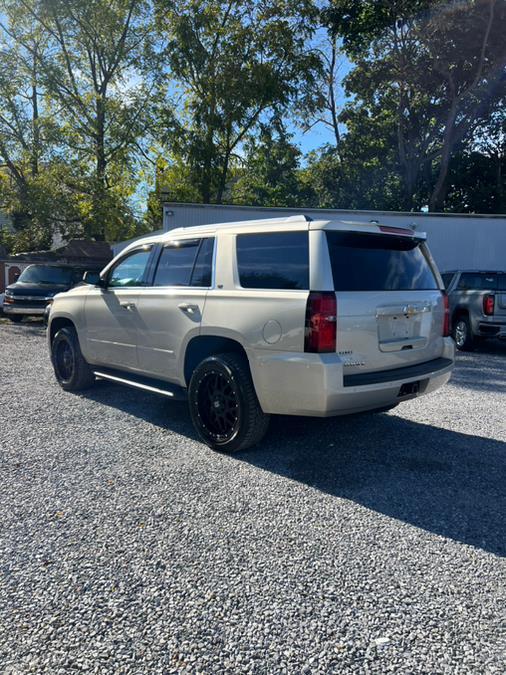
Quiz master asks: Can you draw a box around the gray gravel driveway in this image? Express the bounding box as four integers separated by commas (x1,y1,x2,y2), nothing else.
1,320,505,673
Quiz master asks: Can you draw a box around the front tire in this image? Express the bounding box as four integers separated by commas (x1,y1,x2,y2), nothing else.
51,326,95,391
453,316,475,351
188,352,270,453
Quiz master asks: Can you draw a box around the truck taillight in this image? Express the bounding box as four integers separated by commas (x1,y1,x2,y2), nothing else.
483,294,495,316
443,291,450,337
305,292,337,353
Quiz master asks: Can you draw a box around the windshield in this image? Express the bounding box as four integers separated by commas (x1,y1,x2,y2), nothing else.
18,265,74,285
326,232,440,291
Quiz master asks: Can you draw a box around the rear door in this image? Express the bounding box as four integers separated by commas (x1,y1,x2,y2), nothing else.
135,237,214,383
325,230,445,374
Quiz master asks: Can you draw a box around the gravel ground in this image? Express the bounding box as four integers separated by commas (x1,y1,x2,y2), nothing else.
0,319,505,674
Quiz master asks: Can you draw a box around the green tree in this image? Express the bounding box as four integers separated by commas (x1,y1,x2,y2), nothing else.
327,0,506,211
11,0,155,241
231,122,307,207
0,4,59,249
155,0,321,204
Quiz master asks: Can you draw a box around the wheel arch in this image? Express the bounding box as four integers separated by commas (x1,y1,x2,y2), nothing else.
49,316,76,343
452,306,469,325
183,334,249,386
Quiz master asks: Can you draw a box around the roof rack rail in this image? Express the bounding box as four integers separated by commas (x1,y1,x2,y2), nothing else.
283,214,313,223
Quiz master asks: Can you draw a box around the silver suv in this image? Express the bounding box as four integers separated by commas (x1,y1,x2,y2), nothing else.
48,216,454,452
442,270,506,350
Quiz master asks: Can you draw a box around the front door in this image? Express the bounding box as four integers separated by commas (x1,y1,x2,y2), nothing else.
136,237,214,383
84,246,153,371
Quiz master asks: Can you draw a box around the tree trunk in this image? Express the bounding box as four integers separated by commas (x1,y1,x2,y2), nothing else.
429,105,458,212
94,95,107,240
31,52,40,178
200,125,214,203
329,41,341,149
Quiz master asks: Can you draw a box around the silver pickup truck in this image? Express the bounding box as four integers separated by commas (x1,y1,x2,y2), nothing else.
442,270,506,350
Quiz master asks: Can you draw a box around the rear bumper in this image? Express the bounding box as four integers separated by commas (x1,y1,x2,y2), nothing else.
478,321,506,338
251,337,455,416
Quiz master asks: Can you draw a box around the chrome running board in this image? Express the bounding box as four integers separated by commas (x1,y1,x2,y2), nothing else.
93,368,187,400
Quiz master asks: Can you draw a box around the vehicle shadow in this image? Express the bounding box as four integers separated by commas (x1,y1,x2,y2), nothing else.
82,381,506,557
243,413,506,557
452,340,506,393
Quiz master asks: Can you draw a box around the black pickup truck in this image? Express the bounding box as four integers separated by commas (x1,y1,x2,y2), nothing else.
2,264,101,322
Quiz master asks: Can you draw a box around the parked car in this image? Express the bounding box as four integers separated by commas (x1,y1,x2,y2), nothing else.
442,270,506,350
3,264,102,322
47,215,454,452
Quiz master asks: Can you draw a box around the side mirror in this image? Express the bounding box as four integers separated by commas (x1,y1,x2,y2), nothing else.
83,271,103,286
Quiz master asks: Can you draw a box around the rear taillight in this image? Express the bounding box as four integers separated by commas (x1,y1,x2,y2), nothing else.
483,294,495,316
442,291,450,337
305,291,337,353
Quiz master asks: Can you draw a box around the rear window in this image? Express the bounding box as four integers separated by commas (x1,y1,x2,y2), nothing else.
237,232,309,290
326,231,439,291
457,273,505,291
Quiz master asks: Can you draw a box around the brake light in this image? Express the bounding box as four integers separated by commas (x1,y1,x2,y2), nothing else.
442,291,450,337
483,294,495,316
305,292,337,353
379,225,415,236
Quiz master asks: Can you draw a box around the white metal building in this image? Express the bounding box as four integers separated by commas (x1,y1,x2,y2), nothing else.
160,202,506,272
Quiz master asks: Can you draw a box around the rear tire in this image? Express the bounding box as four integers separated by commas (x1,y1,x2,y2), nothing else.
51,326,95,391
453,316,475,351
8,315,23,323
188,352,270,453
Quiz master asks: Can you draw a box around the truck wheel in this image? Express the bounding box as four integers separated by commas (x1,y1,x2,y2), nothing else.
8,315,23,323
51,326,95,391
453,316,475,351
188,352,270,453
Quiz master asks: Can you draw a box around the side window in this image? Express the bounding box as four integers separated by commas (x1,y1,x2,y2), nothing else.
236,232,309,290
108,248,152,288
153,240,200,287
191,238,215,287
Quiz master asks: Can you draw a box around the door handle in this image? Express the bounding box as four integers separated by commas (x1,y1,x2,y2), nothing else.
178,302,199,314
120,302,136,311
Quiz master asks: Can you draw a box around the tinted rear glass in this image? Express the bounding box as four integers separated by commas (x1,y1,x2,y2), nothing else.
457,273,501,290
326,232,439,291
237,232,309,290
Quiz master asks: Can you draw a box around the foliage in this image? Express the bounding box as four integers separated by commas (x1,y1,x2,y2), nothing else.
1,0,506,254
154,0,321,204
326,0,506,211
231,121,307,207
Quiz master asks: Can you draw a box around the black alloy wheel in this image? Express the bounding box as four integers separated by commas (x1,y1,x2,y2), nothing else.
196,369,240,444
189,352,270,453
51,326,95,391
